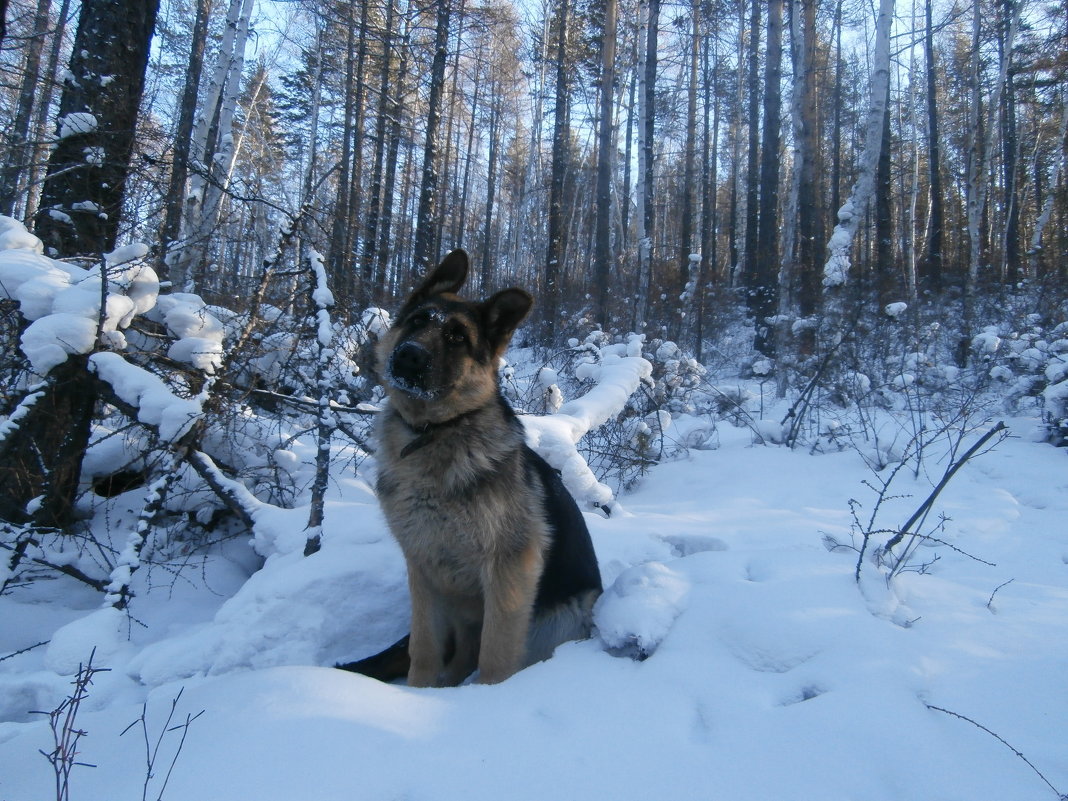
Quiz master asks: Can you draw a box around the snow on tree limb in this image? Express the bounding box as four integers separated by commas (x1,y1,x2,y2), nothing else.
523,340,653,509
88,352,203,442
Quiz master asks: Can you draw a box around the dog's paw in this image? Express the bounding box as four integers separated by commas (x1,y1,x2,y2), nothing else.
595,561,690,661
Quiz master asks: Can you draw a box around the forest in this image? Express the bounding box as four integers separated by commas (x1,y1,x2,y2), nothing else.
0,0,1065,336
0,0,1066,583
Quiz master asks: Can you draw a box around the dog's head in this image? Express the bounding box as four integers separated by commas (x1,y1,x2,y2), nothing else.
377,250,532,424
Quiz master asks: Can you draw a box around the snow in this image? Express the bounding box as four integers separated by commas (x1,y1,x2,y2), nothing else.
89,352,202,441
1,417,1066,801
57,111,97,138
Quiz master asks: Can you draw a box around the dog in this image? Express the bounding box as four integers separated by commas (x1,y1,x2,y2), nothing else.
340,249,602,686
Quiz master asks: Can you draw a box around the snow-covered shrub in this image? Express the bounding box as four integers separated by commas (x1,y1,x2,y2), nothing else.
508,328,723,496
0,217,379,602
979,317,1068,445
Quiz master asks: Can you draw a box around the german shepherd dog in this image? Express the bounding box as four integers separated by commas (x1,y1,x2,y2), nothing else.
342,250,602,686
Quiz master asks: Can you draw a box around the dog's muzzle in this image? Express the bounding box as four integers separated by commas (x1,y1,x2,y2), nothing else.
388,341,434,396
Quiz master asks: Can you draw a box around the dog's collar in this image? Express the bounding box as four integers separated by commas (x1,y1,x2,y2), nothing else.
398,407,482,459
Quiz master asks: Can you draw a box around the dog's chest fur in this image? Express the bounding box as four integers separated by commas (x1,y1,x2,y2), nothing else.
375,404,549,596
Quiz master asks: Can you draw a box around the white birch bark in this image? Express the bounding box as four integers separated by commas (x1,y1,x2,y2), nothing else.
634,0,651,327
778,0,805,307
823,0,894,287
1029,95,1068,272
172,0,255,291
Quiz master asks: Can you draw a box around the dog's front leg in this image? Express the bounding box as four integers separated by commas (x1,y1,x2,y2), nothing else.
406,565,447,687
477,546,543,684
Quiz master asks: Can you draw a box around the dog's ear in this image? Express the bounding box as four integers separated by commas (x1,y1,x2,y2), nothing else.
481,288,533,354
413,249,469,300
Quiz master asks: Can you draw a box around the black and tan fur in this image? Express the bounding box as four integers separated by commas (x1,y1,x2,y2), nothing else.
343,250,602,686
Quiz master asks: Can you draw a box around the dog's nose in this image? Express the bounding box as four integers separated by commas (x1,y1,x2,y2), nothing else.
390,341,431,384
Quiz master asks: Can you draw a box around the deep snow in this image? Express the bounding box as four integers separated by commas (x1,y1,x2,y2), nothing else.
2,416,1067,801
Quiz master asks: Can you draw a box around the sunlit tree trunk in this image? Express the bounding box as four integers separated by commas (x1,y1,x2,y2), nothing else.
593,0,618,329
634,0,659,330
920,0,944,292
752,0,783,356
158,0,211,279
823,0,894,288
413,0,452,271
545,0,572,340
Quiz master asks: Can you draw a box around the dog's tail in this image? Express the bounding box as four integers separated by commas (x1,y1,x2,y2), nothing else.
526,589,601,666
336,635,411,682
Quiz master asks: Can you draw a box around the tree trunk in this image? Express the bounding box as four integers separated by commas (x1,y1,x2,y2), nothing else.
676,0,700,345
362,0,397,302
481,86,501,291
545,0,572,340
34,0,161,257
24,0,70,224
696,38,720,360
742,0,762,295
920,0,944,292
1000,10,1021,284
0,0,51,218
413,0,452,272
158,0,211,279
171,0,254,291
376,11,413,295
823,0,894,288
3,0,158,529
875,81,896,303
634,0,659,330
327,0,362,302
791,0,822,352
753,0,783,356
593,0,618,329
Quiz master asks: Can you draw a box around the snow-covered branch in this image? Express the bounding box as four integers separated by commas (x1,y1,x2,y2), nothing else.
523,336,653,509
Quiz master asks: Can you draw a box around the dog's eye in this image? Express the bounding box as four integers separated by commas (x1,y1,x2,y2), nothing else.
408,312,429,329
445,327,467,346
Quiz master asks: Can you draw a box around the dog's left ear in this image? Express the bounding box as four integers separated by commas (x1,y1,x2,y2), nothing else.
414,249,469,299
481,288,533,354
396,250,470,320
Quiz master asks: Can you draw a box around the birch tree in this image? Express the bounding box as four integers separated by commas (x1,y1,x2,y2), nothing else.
634,0,659,330
823,0,895,288
169,0,255,291
0,0,51,218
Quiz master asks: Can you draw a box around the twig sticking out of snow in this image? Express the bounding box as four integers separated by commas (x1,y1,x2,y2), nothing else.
120,687,204,801
31,648,110,801
925,704,1066,800
880,421,1008,578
